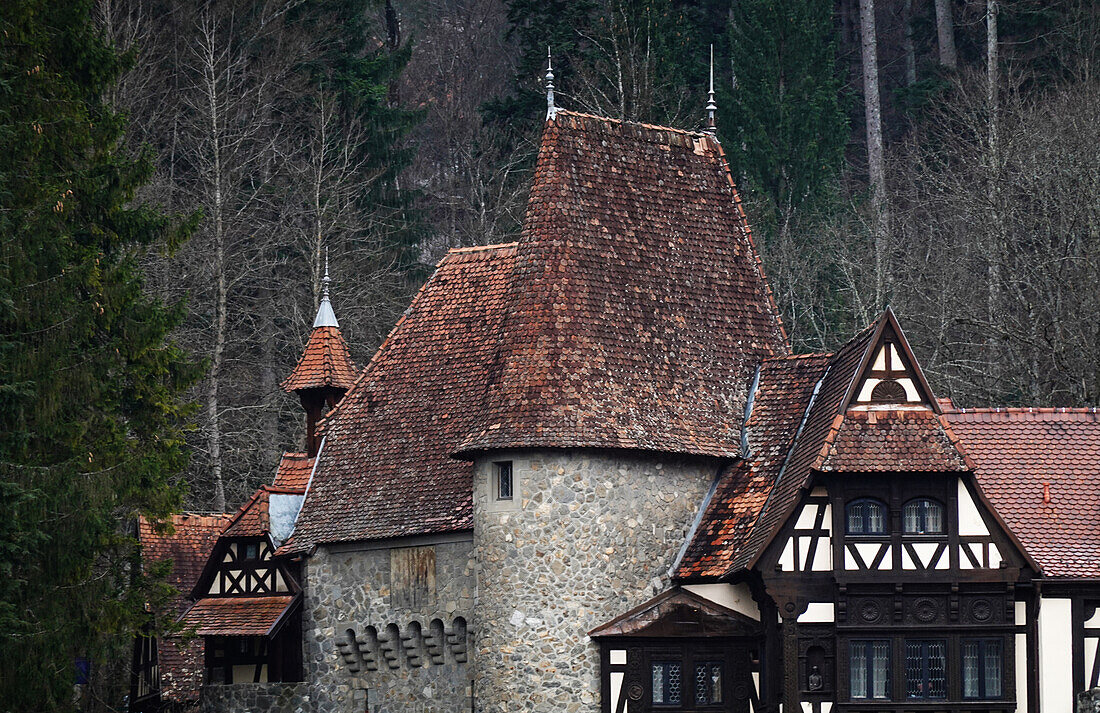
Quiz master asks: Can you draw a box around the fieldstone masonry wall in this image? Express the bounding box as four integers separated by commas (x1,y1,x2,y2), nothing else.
302,536,476,713
472,449,718,713
199,682,310,713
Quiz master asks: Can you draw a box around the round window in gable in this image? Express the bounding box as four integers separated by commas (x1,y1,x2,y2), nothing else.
870,379,907,403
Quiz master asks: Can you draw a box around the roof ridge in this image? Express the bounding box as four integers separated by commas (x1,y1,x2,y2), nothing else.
952,406,1100,413
765,352,834,362
444,242,519,256
552,109,714,139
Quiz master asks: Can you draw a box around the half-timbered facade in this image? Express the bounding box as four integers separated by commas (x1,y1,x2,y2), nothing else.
172,90,1100,713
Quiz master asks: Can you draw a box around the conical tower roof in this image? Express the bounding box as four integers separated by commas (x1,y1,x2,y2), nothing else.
281,268,357,393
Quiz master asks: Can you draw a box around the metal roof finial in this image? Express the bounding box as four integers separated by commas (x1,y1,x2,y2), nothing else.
322,247,331,300
705,44,717,134
313,246,339,328
545,46,557,120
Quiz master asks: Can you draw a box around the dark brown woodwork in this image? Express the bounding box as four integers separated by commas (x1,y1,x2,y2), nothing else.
297,386,344,457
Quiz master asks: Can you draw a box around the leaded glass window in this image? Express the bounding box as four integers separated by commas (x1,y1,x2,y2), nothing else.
903,499,945,534
905,640,946,699
652,661,682,705
693,661,723,705
494,461,513,500
846,499,887,535
851,640,891,700
963,639,1003,699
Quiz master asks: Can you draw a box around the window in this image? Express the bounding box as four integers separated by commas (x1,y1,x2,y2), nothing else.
906,640,946,699
846,499,887,535
652,661,683,705
494,461,513,500
242,542,260,560
693,661,723,705
962,638,1002,699
903,499,945,534
850,640,891,700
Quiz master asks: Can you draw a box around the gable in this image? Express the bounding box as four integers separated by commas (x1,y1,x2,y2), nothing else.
194,537,294,598
851,324,932,407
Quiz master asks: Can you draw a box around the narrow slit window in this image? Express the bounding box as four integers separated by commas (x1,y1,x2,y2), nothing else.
495,461,513,501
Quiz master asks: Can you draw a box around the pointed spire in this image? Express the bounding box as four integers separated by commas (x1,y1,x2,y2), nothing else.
313,248,339,328
545,46,557,119
705,44,717,134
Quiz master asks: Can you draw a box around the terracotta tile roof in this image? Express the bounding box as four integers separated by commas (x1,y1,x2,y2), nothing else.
456,110,787,459
137,513,231,703
139,514,231,595
222,484,305,540
280,325,358,392
273,452,313,490
818,409,971,472
676,353,832,579
283,243,518,550
946,408,1100,578
179,595,298,636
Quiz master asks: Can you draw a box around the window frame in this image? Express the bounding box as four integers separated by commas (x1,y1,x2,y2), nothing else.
904,638,947,700
493,461,513,501
902,498,946,536
961,637,1003,700
644,646,730,711
849,639,891,701
845,498,888,536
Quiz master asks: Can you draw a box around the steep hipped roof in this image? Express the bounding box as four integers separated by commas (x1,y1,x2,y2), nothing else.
677,310,971,580
456,110,787,458
281,325,358,393
283,243,518,550
137,513,231,703
947,408,1100,577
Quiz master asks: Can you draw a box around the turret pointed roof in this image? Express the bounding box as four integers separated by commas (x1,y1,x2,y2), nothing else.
281,295,358,393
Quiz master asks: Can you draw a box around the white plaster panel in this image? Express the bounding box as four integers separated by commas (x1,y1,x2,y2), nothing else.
800,703,812,713
1015,601,1027,626
901,548,916,570
821,704,833,713
895,377,920,402
610,650,626,665
797,602,835,623
1016,632,1028,713
1088,609,1100,627
795,504,818,530
821,504,832,532
856,377,880,402
990,544,1002,568
1039,597,1074,713
913,542,939,568
779,539,795,571
844,547,857,571
958,479,989,536
873,345,886,371
854,542,880,567
684,583,760,621
811,537,832,571
610,672,623,712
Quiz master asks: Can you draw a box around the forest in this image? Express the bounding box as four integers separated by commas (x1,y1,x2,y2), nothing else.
0,0,1097,707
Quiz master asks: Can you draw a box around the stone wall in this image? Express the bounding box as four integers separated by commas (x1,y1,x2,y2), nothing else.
302,535,476,713
199,682,310,713
472,449,718,713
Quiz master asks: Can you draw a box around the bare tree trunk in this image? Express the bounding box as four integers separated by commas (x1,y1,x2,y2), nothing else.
385,0,400,106
903,0,917,86
934,0,958,69
986,0,1003,330
201,18,227,513
859,0,888,306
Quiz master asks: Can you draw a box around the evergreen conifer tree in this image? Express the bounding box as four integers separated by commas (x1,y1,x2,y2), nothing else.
0,0,198,707
723,0,848,241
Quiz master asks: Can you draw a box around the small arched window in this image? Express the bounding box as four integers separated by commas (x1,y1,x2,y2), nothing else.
846,499,887,535
903,498,945,535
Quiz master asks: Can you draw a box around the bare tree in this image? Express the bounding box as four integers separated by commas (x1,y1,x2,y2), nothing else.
858,0,888,307
934,0,958,69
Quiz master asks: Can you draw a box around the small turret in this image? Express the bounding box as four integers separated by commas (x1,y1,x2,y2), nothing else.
281,257,357,456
